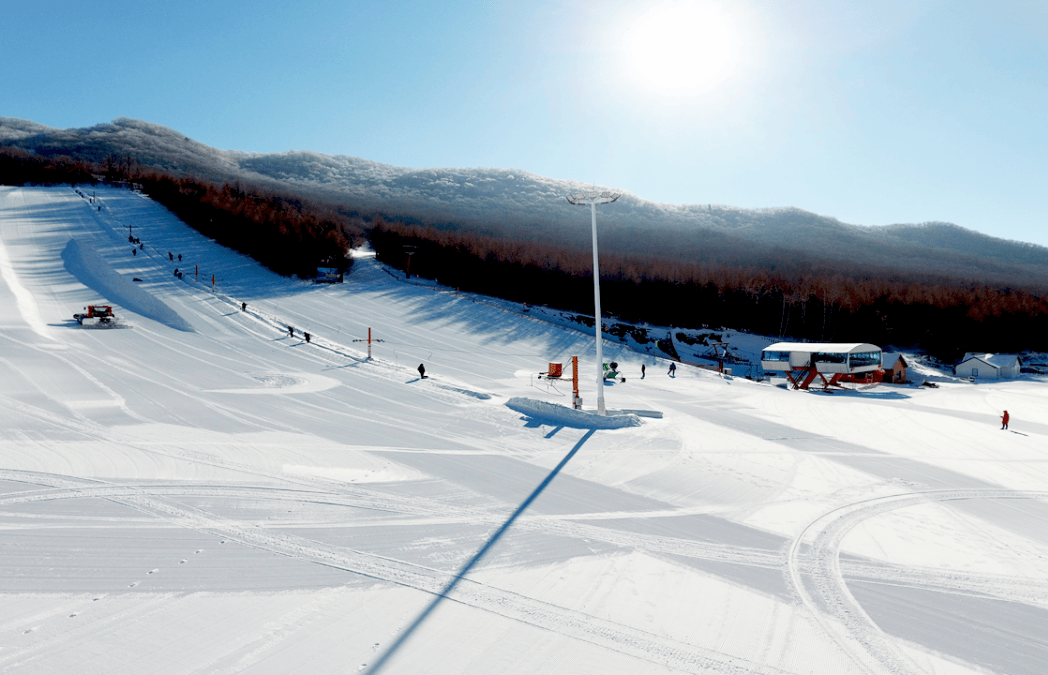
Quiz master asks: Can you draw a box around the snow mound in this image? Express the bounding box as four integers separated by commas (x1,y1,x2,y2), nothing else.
209,372,341,395
505,397,641,429
61,238,194,332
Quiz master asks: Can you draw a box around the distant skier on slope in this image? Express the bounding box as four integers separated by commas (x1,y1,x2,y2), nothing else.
1002,410,1009,430
418,363,426,379
641,364,646,379
668,362,676,377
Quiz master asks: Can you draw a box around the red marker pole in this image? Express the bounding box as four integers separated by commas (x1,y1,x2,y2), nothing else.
368,327,372,360
572,356,581,409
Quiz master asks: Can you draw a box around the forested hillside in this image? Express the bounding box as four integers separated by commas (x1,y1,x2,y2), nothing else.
4,116,1048,356
369,220,1048,357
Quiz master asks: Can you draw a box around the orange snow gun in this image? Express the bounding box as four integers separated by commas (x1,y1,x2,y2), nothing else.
538,363,564,379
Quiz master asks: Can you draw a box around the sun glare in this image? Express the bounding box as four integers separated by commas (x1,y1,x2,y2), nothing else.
621,1,747,98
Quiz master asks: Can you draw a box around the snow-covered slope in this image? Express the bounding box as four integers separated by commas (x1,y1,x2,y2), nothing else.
2,185,1048,675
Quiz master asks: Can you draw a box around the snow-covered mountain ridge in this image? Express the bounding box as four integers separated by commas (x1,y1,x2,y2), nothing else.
5,116,1048,280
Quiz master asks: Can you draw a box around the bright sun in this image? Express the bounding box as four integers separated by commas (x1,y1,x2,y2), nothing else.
621,1,746,98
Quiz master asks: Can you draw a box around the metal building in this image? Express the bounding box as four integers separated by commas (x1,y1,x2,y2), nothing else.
761,342,882,389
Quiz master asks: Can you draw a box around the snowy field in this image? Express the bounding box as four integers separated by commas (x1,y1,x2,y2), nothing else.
2,186,1048,675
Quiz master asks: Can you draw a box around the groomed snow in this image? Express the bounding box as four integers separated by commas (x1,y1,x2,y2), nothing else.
2,185,1048,675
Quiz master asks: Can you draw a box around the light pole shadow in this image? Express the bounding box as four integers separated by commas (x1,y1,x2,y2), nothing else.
365,429,597,674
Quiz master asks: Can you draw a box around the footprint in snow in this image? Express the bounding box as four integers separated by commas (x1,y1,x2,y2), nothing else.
128,582,138,588
195,549,203,553
148,569,159,574
180,559,187,564
69,613,78,618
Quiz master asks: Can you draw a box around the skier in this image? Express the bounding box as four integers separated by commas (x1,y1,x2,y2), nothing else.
304,332,311,343
1001,410,1010,430
641,364,646,379
241,302,246,312
418,363,426,379
178,254,182,262
668,362,676,377
288,326,294,338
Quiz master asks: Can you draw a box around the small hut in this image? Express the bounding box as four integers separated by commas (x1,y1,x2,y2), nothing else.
955,353,1020,380
882,353,909,384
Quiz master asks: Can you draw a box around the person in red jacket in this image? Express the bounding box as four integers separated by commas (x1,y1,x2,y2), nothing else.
1001,410,1010,430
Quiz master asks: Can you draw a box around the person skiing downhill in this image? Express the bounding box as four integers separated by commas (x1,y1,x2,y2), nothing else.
418,364,427,379
1002,410,1010,430
641,364,646,379
668,363,676,377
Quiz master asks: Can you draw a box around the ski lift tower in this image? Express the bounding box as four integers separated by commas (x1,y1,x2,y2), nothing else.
566,190,620,415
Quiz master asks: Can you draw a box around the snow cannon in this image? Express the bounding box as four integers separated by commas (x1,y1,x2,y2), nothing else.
539,363,564,380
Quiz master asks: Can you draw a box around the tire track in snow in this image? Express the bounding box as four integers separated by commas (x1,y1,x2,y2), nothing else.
839,559,1048,608
0,479,791,674
115,492,796,675
0,474,783,570
788,488,1048,675
6,475,1047,673
4,467,1044,609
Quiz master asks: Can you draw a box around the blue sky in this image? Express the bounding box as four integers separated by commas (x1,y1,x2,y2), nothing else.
5,0,1048,246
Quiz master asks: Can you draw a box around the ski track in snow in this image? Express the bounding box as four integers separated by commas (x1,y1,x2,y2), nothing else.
789,489,1048,675
0,475,791,674
4,468,1046,675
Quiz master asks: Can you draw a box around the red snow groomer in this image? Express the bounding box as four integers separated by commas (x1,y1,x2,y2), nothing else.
73,305,117,326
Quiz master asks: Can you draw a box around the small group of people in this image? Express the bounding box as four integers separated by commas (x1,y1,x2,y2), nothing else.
286,325,311,343
608,362,673,379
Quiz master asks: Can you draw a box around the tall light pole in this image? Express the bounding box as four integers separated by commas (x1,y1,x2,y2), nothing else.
566,190,620,415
